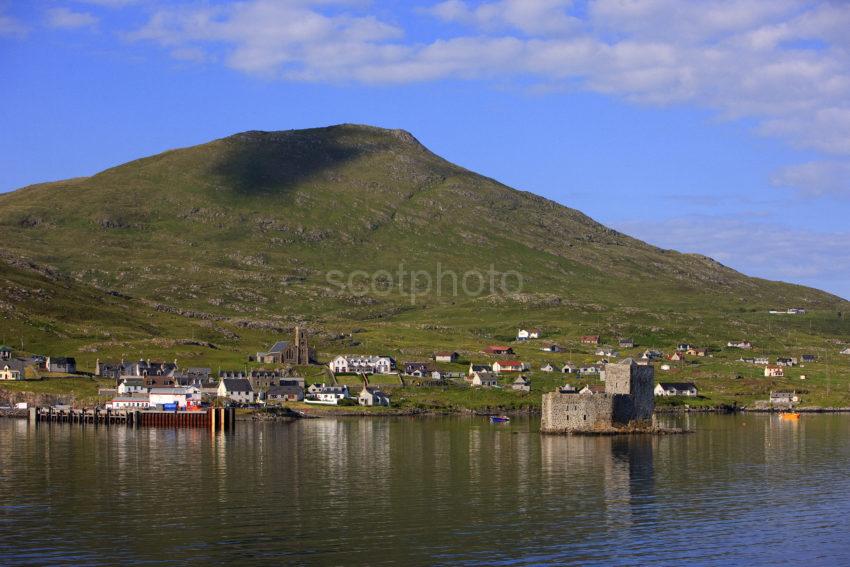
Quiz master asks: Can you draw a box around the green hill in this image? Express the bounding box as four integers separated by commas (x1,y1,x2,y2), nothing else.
1,124,848,407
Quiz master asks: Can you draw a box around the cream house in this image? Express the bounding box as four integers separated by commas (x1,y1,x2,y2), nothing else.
0,364,22,381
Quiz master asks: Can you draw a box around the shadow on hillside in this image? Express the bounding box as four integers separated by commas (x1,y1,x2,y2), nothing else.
210,131,366,197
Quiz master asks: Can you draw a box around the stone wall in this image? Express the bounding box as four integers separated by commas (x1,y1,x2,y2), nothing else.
541,392,614,433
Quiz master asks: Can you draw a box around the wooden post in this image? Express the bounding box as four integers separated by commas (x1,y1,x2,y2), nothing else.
29,406,37,426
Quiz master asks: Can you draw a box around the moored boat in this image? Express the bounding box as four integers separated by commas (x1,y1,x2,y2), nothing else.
490,415,510,423
780,412,800,421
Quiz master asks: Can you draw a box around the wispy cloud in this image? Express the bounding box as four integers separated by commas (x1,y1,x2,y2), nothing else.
771,161,850,198
121,0,850,159
46,7,98,29
615,215,850,299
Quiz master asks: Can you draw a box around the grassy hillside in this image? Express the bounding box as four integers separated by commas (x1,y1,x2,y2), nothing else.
0,124,848,407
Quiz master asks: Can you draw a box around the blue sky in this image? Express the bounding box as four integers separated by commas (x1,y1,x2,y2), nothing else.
2,0,849,299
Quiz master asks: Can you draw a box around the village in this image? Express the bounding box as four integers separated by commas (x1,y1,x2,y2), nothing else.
3,313,848,415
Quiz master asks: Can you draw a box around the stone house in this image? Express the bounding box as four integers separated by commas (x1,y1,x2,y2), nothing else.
0,346,13,361
46,357,76,374
511,376,531,392
541,359,655,434
667,352,686,362
801,354,816,363
654,382,698,397
596,348,619,357
687,347,708,357
581,336,600,345
541,344,563,353
618,338,635,348
540,364,555,372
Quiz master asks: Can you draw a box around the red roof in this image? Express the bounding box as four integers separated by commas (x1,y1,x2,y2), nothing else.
497,360,523,367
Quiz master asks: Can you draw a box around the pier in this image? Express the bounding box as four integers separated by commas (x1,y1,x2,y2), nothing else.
28,407,236,430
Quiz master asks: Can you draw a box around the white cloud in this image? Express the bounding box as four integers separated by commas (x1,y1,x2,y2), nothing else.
46,7,99,29
615,215,850,299
125,0,850,158
428,0,579,36
771,161,850,198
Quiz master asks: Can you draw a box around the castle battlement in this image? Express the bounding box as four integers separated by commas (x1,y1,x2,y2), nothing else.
541,358,655,434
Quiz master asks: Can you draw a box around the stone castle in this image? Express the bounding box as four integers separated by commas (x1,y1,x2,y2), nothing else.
541,358,655,434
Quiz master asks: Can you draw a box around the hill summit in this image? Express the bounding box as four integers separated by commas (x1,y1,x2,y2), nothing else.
0,124,844,341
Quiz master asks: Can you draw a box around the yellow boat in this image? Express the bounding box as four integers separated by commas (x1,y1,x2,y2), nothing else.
780,412,800,421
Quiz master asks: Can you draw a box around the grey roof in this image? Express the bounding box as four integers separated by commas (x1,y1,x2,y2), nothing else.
268,385,303,396
222,378,253,392
659,382,697,389
267,341,289,354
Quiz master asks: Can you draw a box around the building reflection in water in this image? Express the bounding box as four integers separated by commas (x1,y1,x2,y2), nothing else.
540,434,656,533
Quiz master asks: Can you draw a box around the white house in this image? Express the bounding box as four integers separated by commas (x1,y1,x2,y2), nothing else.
727,340,752,349
314,385,350,404
434,351,459,363
754,357,770,365
660,364,671,371
329,355,396,374
516,328,541,341
541,344,563,353
561,363,577,374
492,360,527,373
842,348,850,356
117,377,146,394
654,382,698,397
540,364,555,372
217,379,255,404
764,365,785,378
108,395,150,409
0,364,22,381
149,387,199,409
358,387,390,407
595,348,619,357
469,371,498,388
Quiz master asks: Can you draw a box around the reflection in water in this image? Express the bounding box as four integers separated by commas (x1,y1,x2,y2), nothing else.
2,415,850,565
